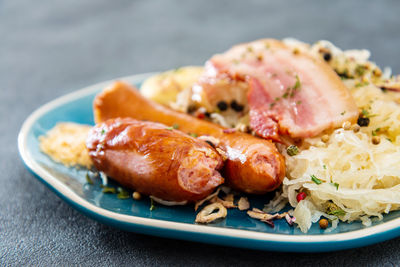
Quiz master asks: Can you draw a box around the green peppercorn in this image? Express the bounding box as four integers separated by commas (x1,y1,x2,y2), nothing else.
286,145,299,156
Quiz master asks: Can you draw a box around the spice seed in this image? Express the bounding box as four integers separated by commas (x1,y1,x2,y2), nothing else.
372,136,381,145
323,52,332,62
321,135,329,143
352,124,361,133
319,218,329,229
230,100,244,112
342,121,351,130
132,191,141,200
217,101,228,111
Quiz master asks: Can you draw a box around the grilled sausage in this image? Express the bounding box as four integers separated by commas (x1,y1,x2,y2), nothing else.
86,118,224,202
93,81,285,194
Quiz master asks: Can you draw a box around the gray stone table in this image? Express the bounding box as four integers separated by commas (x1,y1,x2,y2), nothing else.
2,0,400,266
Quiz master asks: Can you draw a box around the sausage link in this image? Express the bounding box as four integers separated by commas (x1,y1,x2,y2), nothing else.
86,118,224,202
93,81,285,194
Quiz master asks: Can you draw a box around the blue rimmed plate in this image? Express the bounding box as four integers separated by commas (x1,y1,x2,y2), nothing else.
18,73,400,252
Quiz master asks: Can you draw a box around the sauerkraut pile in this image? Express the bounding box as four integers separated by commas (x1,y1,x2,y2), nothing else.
278,39,400,232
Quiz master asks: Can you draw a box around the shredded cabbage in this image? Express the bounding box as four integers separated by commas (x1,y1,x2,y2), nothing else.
281,41,400,232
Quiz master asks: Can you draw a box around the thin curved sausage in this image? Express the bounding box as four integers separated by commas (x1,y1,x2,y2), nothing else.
86,118,224,202
93,81,285,194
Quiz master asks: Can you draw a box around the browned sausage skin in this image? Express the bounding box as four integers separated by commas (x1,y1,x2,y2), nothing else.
86,118,224,202
93,81,285,194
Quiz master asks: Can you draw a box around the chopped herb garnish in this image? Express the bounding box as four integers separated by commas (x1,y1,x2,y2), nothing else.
172,123,179,129
281,75,301,100
326,202,345,216
311,174,322,185
362,109,369,117
355,65,366,76
340,111,346,116
274,97,281,101
328,209,346,216
372,127,381,136
361,109,377,118
150,198,156,211
166,127,173,130
386,138,393,142
293,75,301,90
189,133,198,138
247,46,253,53
286,145,299,156
269,102,276,108
296,100,302,105
323,165,327,169
372,128,380,136
102,186,116,194
330,182,339,190
355,81,369,88
101,129,106,135
85,173,93,185
117,187,130,199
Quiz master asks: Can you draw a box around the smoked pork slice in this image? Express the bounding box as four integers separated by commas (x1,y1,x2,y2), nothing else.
198,39,358,140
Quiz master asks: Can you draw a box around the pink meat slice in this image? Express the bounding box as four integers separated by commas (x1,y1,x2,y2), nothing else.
199,39,359,141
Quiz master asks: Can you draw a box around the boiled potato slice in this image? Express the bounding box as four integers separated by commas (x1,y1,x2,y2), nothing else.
141,66,204,105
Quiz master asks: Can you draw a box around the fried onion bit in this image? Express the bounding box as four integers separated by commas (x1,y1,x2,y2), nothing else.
194,188,221,211
216,193,237,208
195,203,227,224
238,197,250,211
247,208,288,227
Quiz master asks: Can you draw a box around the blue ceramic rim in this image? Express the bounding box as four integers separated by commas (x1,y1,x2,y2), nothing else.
17,73,400,252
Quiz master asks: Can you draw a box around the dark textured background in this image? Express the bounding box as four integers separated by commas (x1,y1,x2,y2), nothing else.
2,0,400,266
